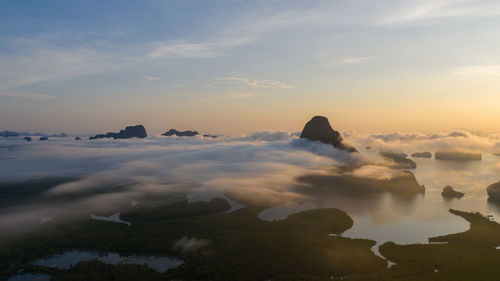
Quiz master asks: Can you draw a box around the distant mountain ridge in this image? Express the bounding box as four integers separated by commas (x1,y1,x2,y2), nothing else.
89,125,147,140
162,129,218,138
162,129,199,137
0,131,67,138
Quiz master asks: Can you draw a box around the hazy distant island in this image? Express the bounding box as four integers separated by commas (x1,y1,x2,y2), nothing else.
162,129,218,138
298,168,425,197
380,151,417,169
300,116,357,152
411,152,432,158
0,131,67,138
435,151,482,161
89,125,147,140
442,185,464,199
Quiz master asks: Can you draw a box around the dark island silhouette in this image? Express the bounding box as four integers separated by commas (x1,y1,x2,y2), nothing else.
300,116,357,152
162,129,217,138
163,129,199,137
39,137,48,141
411,152,432,158
380,151,417,169
0,131,22,137
435,151,481,161
89,125,147,140
441,185,464,199
487,181,500,202
297,116,423,196
0,131,67,138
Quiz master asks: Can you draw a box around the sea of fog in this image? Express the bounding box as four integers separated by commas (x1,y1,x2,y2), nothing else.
1,130,500,256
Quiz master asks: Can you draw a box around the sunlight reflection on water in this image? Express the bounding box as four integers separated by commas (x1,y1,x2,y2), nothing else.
260,155,500,250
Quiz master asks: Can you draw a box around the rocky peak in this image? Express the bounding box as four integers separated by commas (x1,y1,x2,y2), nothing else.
300,116,357,152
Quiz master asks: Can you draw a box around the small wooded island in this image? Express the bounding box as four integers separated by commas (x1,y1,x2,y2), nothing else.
442,185,465,199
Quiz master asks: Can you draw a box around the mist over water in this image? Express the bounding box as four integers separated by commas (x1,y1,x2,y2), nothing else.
1,130,500,247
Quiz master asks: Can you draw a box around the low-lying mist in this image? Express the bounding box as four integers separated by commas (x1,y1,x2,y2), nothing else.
1,129,500,236
346,129,500,154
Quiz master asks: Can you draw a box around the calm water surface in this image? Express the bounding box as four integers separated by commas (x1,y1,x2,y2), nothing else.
260,155,500,252
7,273,50,281
34,249,183,273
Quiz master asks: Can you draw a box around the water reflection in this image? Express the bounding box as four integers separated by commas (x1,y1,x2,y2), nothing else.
7,273,50,281
34,249,183,273
260,155,500,248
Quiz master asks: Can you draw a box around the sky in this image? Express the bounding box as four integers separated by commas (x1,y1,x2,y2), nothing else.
1,0,500,135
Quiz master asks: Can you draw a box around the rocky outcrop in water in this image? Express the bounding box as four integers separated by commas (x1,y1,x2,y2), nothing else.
411,152,432,158
23,137,32,141
381,151,417,169
39,137,48,141
487,182,500,202
75,137,81,140
89,125,147,140
441,185,464,199
300,116,357,152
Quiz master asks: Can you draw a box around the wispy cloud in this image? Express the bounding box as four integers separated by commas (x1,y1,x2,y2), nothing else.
331,57,377,66
140,75,160,82
0,48,133,92
148,41,219,59
223,92,254,100
0,91,56,100
216,75,294,89
452,65,500,76
148,36,252,59
314,52,376,67
378,0,500,26
2,0,499,95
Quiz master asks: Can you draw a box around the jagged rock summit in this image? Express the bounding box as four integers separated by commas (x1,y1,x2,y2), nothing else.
89,125,147,140
162,129,218,138
300,116,357,152
163,129,199,137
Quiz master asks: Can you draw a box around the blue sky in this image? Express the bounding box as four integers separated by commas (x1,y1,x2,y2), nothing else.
1,0,500,135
